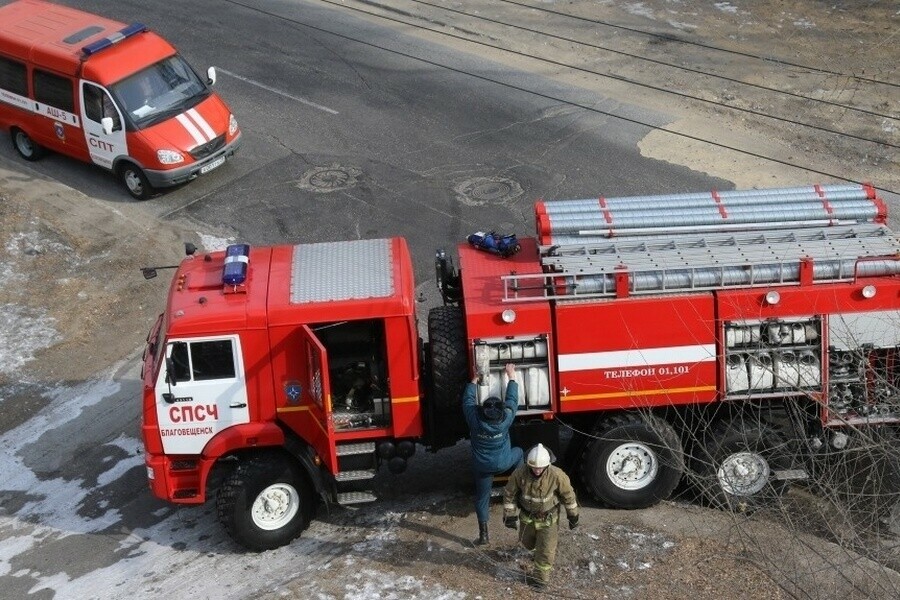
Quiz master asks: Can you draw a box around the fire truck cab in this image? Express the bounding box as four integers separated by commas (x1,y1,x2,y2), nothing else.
0,0,241,199
141,183,900,551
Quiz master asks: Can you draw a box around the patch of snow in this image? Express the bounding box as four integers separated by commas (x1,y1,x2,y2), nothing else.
667,20,698,31
714,2,738,14
343,568,465,600
198,233,233,252
0,304,59,375
624,3,655,19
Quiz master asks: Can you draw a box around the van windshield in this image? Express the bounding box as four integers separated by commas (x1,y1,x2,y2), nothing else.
110,55,210,129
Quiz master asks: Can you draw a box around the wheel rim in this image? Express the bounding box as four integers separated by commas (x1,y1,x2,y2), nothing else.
717,451,770,496
606,442,658,490
15,132,33,157
124,169,144,195
251,483,300,531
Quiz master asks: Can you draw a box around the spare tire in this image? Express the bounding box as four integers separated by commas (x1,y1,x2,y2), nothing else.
426,305,469,449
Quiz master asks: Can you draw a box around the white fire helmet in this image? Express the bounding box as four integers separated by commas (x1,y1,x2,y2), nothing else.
526,443,552,469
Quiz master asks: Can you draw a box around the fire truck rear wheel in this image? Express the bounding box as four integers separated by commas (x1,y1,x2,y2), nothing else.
118,162,154,200
216,455,313,551
580,414,683,509
698,417,791,511
11,128,44,161
427,306,468,442
810,426,900,524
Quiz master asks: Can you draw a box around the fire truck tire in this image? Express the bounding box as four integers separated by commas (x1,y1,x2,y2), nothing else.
11,128,45,161
580,414,683,509
216,455,313,551
118,162,155,200
427,306,468,440
698,417,791,511
811,427,900,524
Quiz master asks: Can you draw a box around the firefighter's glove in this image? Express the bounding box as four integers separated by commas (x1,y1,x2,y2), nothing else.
504,516,518,530
568,515,579,530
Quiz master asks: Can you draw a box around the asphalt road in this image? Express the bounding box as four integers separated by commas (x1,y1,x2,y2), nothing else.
5,0,722,278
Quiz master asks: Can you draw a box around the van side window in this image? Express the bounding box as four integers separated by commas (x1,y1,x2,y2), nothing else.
33,70,74,113
0,56,27,96
83,83,121,131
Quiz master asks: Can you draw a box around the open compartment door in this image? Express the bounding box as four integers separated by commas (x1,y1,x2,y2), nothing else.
300,325,338,473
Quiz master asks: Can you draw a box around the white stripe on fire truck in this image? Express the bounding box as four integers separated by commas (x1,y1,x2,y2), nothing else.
187,108,216,140
558,344,715,372
176,113,208,145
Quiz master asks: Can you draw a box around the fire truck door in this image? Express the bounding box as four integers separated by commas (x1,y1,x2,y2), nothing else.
299,325,337,472
156,336,250,455
81,82,126,169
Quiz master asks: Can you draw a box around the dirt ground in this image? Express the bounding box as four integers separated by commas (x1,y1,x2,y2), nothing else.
1,1,898,599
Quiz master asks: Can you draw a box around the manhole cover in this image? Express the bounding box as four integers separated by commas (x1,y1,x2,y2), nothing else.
454,176,523,206
296,165,361,193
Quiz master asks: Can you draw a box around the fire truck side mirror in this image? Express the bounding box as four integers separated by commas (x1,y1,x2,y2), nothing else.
165,358,177,387
101,117,114,135
207,66,217,86
164,353,177,388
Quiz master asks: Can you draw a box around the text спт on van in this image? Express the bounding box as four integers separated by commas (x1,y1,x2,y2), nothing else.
0,0,241,199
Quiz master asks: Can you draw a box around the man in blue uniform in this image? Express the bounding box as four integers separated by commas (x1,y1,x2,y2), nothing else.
463,363,523,545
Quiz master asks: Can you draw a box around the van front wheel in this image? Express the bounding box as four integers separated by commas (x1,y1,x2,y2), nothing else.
119,163,154,200
12,128,44,161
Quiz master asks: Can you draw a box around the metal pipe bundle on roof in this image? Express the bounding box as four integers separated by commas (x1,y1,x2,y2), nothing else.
535,183,885,244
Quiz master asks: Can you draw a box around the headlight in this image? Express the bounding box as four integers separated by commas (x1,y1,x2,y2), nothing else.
157,149,184,165
229,114,239,136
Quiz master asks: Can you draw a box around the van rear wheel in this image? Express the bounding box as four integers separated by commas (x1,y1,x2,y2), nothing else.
118,163,154,200
12,128,44,161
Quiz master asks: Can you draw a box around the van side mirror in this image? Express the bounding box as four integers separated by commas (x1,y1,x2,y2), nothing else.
207,66,217,86
101,117,114,135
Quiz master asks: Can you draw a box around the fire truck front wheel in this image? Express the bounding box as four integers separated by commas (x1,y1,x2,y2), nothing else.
11,128,45,161
698,417,791,511
580,414,683,509
216,455,314,551
118,162,155,201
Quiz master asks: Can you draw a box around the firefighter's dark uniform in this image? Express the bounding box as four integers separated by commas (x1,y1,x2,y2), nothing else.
503,462,578,586
462,381,522,526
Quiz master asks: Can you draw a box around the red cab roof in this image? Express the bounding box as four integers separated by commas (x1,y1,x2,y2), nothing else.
0,0,175,82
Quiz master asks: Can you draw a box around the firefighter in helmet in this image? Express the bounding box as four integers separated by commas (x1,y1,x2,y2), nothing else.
503,443,579,589
462,363,523,546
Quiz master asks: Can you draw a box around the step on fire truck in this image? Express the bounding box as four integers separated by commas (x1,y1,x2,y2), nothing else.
141,183,900,550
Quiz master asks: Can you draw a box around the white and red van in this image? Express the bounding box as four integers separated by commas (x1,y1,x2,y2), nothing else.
0,0,241,199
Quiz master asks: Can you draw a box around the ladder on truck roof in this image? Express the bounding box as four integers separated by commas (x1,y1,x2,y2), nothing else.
503,224,900,301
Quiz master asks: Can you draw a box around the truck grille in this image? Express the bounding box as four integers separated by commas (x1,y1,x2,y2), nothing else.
190,135,225,160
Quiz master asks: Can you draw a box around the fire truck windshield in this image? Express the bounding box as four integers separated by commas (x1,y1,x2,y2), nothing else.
110,55,210,129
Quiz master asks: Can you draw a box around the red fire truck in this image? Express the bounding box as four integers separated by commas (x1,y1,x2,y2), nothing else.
141,183,900,550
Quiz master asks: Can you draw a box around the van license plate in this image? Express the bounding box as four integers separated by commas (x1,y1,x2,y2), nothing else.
200,156,226,174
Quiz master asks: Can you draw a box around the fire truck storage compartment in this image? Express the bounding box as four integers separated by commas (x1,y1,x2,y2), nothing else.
311,319,389,430
552,294,718,411
473,335,551,409
826,310,900,422
723,316,822,396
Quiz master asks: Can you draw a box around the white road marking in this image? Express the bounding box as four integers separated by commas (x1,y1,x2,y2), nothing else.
217,67,339,115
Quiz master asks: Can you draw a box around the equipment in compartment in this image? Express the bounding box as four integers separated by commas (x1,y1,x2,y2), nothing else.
724,317,821,395
473,337,551,409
